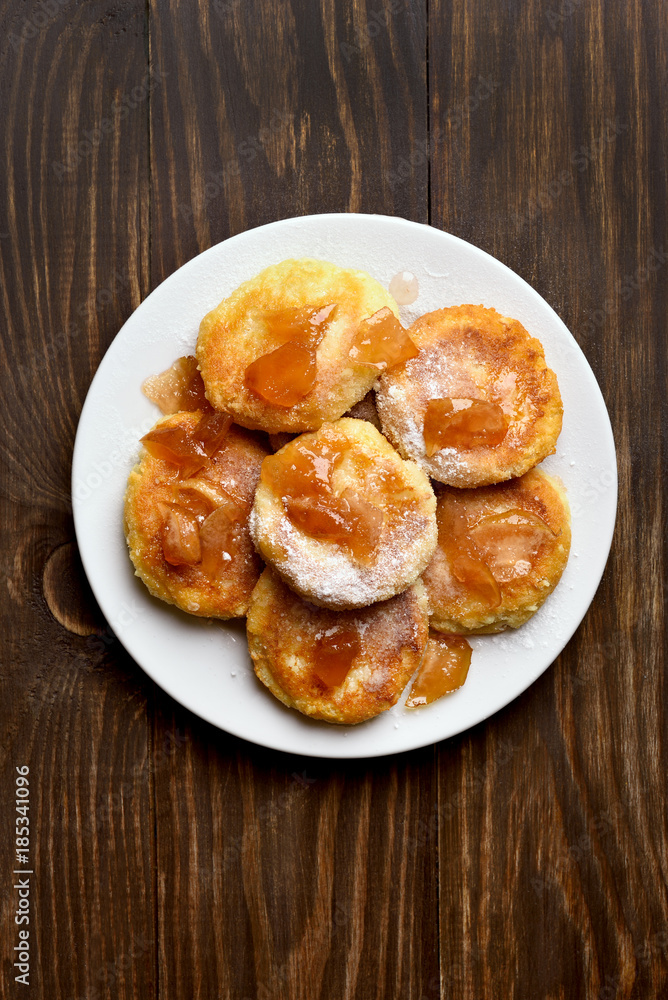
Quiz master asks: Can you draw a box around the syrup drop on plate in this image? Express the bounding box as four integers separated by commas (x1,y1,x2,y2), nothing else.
405,632,472,707
389,270,419,305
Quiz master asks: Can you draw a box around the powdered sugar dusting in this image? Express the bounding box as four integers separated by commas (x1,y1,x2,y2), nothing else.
272,504,435,608
378,371,471,485
250,477,437,610
376,317,561,488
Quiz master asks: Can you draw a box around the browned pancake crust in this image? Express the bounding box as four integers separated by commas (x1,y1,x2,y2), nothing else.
196,258,398,433
124,412,268,618
422,469,571,633
247,569,429,724
376,305,563,487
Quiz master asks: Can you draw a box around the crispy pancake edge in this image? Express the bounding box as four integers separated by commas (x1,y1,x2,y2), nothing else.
196,258,399,433
247,569,430,724
124,414,268,619
376,304,563,487
423,468,572,634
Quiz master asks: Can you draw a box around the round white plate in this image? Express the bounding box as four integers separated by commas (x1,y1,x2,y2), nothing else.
72,213,617,759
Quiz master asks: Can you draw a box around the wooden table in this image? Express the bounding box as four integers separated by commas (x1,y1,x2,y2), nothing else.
1,2,666,997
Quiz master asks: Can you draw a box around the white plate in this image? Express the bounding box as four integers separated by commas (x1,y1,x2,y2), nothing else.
72,213,617,759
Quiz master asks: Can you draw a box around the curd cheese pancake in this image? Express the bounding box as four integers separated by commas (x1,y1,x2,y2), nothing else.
376,305,563,487
124,411,269,618
247,568,429,724
196,258,412,433
422,469,571,633
249,418,438,610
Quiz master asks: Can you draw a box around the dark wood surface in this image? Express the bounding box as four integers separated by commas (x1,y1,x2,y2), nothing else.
0,1,666,997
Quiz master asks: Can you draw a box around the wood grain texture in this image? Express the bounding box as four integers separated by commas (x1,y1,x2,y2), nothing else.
0,3,154,999
430,0,667,997
0,0,666,998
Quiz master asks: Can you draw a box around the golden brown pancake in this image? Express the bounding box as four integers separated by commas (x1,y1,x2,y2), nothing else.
124,412,268,618
196,258,399,433
422,468,571,633
247,568,429,724
249,418,438,610
376,305,563,487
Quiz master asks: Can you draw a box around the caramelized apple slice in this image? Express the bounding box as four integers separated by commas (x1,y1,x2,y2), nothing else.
282,490,381,563
424,398,509,455
199,507,240,579
263,303,336,347
339,489,383,564
261,438,382,562
450,549,502,607
406,632,472,707
367,463,419,508
161,506,201,566
243,304,336,407
284,496,350,539
437,504,502,609
244,341,316,406
260,439,344,498
141,411,231,477
349,307,419,371
173,479,246,524
142,424,207,475
468,509,555,583
193,411,233,457
313,627,361,687
170,480,219,521
142,356,212,414
215,486,250,522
